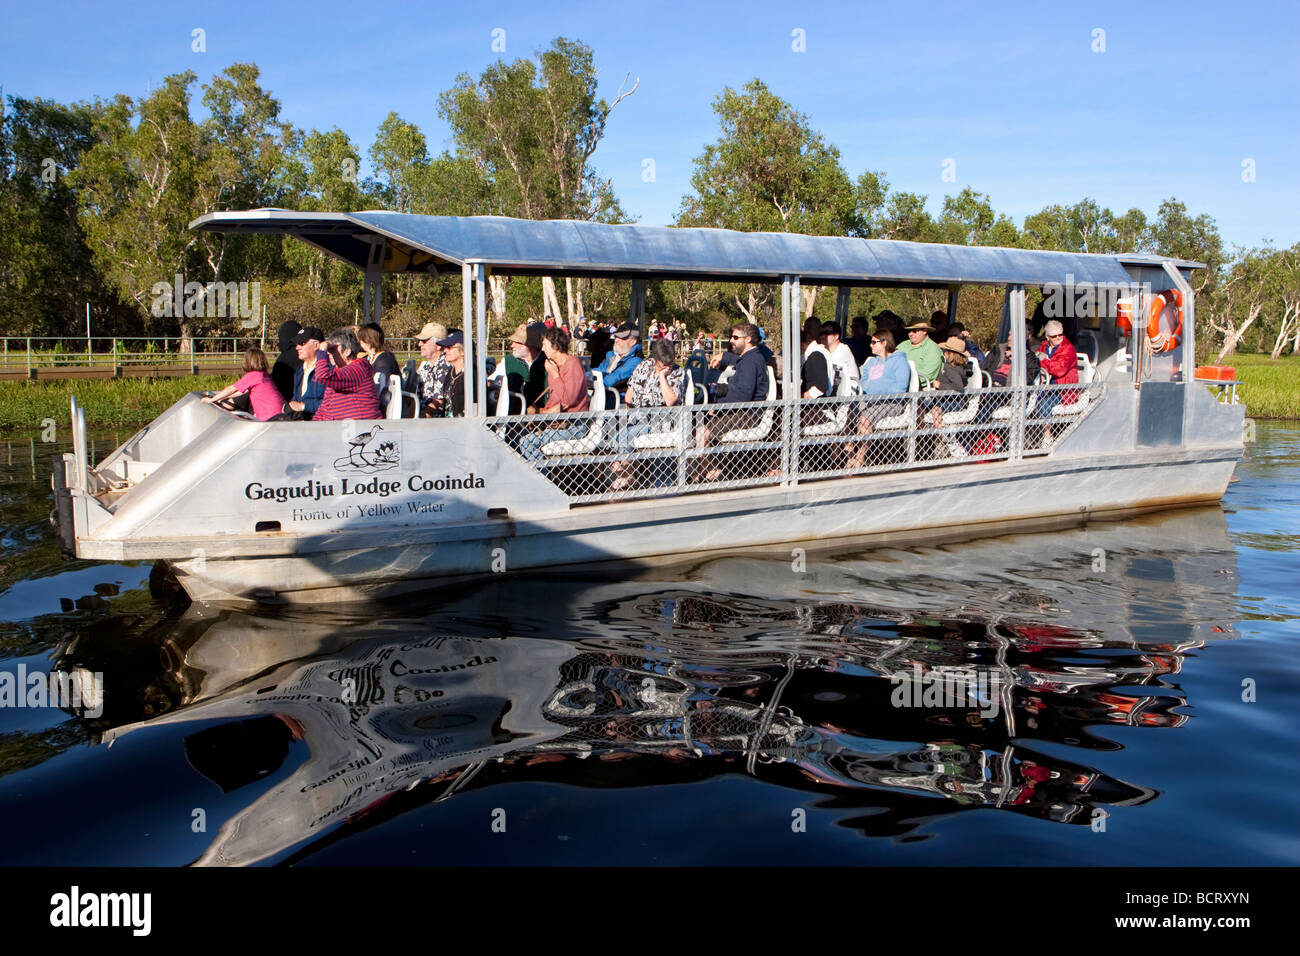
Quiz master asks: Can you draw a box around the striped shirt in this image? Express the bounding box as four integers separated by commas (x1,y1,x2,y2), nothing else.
314,352,381,421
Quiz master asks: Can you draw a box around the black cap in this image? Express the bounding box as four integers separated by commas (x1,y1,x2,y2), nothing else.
613,321,640,339
294,326,324,345
436,330,464,348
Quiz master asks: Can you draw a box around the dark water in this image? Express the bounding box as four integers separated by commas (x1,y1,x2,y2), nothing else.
1,424,1296,866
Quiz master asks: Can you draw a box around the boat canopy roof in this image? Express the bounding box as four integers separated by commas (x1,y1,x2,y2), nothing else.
190,209,1202,288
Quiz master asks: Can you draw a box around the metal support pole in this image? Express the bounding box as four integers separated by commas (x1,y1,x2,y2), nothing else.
461,264,475,418
1008,284,1027,461
474,264,488,415
26,337,32,379
946,286,960,324
835,286,850,329
629,279,646,338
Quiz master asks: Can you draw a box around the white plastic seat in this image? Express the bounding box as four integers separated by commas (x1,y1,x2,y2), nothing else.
541,369,608,456
938,366,982,426
1050,354,1094,416
873,360,919,431
803,365,854,436
720,366,777,443
385,374,404,419
631,369,694,450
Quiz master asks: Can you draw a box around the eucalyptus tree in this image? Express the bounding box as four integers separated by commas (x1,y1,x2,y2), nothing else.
438,37,637,322
677,78,857,321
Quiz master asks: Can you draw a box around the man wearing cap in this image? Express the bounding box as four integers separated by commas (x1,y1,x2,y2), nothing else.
284,326,326,419
414,322,450,417
314,327,381,421
598,321,643,394
898,318,943,387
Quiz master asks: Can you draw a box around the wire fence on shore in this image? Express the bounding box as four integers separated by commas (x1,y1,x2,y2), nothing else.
1,335,727,377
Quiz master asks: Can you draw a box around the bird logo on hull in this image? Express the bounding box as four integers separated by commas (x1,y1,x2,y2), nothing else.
334,425,401,474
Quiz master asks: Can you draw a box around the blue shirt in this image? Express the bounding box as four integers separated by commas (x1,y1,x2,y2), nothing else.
721,348,769,403
861,351,911,395
600,344,643,389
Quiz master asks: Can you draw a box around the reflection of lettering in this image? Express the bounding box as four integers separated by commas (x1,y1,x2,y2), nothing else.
393,684,446,703
390,655,497,677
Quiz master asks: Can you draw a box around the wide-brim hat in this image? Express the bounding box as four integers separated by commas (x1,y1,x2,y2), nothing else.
904,318,931,331
939,336,969,360
613,321,641,339
508,323,530,346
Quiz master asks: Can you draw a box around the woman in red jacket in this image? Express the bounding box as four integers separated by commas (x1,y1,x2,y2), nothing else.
1034,319,1078,444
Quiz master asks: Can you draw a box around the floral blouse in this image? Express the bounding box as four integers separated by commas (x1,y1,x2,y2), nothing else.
416,356,451,411
625,361,686,409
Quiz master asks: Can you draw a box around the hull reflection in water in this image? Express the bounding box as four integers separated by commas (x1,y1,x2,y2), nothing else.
63,506,1239,865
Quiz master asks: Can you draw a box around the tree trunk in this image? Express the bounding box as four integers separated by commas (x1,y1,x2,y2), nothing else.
1214,305,1262,362
803,285,819,319
488,274,508,323
541,276,562,321
178,321,193,355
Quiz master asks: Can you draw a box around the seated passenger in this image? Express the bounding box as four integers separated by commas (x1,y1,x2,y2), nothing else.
599,322,643,394
821,320,860,392
518,326,590,461
846,315,872,367
928,336,970,428
202,347,283,421
357,322,399,410
845,330,910,468
1034,319,1079,444
313,328,382,421
694,322,768,480
271,321,302,402
437,330,469,417
898,318,943,386
276,326,326,420
946,322,986,364
414,322,450,417
611,338,685,491
801,317,833,399
500,322,546,413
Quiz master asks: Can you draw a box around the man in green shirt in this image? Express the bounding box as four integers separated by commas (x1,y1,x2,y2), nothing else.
897,318,943,386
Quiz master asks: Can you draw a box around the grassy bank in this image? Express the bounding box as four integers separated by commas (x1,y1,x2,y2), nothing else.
1,354,1294,431
0,376,229,431
1222,354,1300,420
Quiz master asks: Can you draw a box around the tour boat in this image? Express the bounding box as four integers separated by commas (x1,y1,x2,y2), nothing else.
50,210,1245,604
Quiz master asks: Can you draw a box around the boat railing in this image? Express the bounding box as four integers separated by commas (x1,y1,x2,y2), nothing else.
486,380,1106,504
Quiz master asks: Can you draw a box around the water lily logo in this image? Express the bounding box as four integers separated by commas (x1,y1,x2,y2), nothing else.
334,425,402,474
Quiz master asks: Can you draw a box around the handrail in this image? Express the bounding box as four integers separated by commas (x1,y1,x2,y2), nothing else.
485,380,1107,504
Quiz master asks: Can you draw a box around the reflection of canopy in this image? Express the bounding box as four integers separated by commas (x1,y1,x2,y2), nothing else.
188,209,1198,287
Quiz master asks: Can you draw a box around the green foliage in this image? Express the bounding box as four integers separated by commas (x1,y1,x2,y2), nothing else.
438,37,630,221
678,79,856,236
0,376,230,430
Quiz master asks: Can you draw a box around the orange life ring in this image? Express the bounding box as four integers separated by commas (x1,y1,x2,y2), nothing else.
1147,289,1183,352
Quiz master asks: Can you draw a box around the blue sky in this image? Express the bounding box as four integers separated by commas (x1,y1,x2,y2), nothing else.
3,0,1297,250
